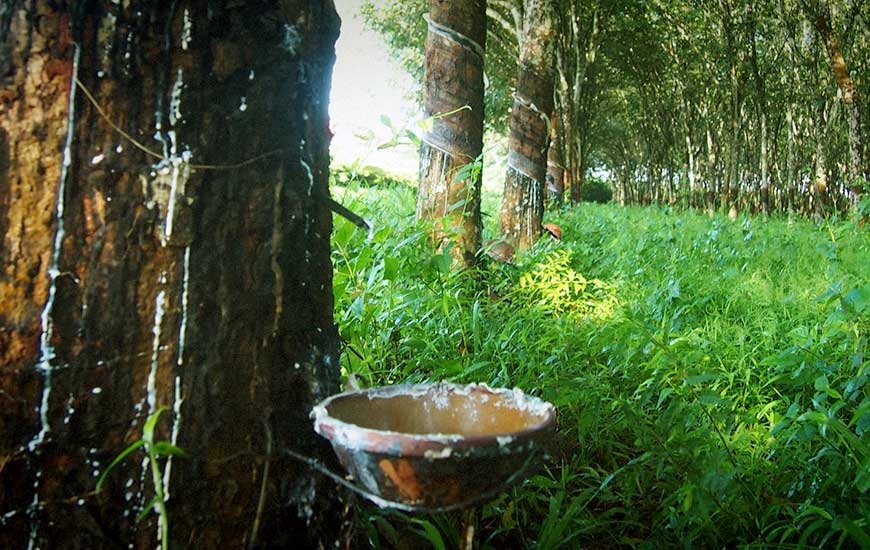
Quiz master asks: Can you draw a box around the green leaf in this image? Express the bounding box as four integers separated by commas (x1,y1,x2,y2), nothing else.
432,250,452,275
412,519,446,550
143,407,169,444
374,516,398,546
136,495,160,522
798,411,829,424
683,485,694,512
833,518,870,548
657,387,673,408
798,504,833,521
417,117,434,134
447,198,467,212
376,138,399,150
404,129,420,145
686,373,717,385
462,360,490,377
797,518,828,547
843,285,870,313
849,401,870,429
379,114,393,129
696,390,726,406
383,257,399,282
151,441,189,458
96,439,146,492
471,299,480,343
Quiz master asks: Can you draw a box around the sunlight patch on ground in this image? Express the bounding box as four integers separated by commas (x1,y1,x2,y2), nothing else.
515,250,619,323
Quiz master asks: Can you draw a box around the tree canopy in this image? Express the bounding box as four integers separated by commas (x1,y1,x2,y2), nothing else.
363,0,869,215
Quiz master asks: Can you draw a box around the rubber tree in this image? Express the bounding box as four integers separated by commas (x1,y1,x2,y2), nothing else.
498,0,555,250
417,0,487,267
802,0,867,195
546,110,565,204
0,1,347,547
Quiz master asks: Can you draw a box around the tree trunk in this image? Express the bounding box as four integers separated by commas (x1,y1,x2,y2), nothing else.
812,4,866,194
498,0,554,251
0,2,345,548
719,0,740,211
546,109,564,206
748,8,770,215
417,0,486,267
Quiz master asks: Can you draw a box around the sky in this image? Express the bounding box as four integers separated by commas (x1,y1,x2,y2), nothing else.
329,0,419,179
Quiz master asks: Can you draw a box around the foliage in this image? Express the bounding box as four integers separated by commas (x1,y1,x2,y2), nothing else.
331,162,412,188
363,0,869,216
331,171,869,548
579,177,613,204
96,407,187,550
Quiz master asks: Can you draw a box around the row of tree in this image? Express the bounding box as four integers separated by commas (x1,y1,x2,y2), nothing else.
398,0,559,266
365,0,868,251
581,0,868,218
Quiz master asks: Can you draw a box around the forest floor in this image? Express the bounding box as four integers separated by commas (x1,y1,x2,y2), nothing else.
329,169,869,549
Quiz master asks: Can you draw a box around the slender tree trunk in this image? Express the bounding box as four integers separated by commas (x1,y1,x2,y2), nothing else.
811,4,866,194
748,8,770,215
813,100,829,217
681,94,697,207
0,2,345,547
417,0,486,266
554,0,599,205
786,107,797,212
702,101,718,210
546,109,565,205
719,0,740,212
499,0,555,251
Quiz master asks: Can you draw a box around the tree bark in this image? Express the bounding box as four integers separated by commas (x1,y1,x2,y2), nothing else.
417,0,486,267
0,1,345,547
719,0,740,212
811,3,866,193
553,0,600,205
546,109,564,205
498,0,555,251
748,6,770,215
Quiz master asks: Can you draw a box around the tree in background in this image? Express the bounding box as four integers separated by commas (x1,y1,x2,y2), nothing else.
0,1,346,546
547,110,566,203
416,0,487,266
498,0,555,250
801,0,867,196
366,0,867,217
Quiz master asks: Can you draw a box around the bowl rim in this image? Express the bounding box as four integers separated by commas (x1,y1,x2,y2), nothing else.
311,382,556,456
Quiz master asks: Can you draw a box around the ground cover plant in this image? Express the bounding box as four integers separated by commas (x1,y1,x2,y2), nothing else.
330,172,869,549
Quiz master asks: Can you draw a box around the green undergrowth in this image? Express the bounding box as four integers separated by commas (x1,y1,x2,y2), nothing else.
330,177,869,549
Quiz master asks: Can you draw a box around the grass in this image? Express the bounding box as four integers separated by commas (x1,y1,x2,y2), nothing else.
329,174,869,549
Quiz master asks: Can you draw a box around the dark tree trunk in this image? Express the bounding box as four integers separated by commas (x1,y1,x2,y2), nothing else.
417,0,486,267
0,1,345,548
498,0,554,251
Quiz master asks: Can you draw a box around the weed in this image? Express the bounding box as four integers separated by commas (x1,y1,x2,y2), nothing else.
331,173,869,548
96,407,187,550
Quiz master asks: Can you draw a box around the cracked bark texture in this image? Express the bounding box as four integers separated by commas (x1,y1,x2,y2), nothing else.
0,1,346,547
416,0,486,267
498,0,554,251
